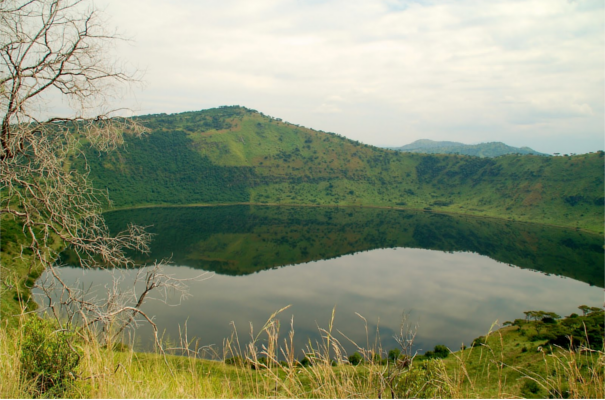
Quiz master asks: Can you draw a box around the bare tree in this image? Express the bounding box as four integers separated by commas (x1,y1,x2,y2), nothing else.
35,261,212,349
1,0,148,264
0,0,181,342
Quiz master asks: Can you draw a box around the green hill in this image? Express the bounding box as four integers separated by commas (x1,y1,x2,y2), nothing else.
390,139,548,157
81,106,604,233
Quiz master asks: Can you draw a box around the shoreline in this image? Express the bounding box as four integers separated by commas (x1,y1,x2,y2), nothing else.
105,202,603,236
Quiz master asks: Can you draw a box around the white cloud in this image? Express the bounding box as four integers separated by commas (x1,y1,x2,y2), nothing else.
98,0,603,154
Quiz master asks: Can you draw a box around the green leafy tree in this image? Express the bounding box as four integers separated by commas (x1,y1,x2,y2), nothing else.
388,348,401,361
348,352,363,365
433,345,449,358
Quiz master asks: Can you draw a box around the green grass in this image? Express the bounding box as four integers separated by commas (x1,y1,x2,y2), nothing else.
1,309,602,398
437,313,604,398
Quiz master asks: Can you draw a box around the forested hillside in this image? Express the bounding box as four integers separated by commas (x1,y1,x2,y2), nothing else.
83,106,604,233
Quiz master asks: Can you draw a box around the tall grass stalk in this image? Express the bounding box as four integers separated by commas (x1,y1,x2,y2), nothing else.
1,311,603,398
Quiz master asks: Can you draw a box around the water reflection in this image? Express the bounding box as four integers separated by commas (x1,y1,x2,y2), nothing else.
46,206,603,355
94,206,603,287
46,248,601,356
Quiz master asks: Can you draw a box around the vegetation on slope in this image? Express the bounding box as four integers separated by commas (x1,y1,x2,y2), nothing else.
390,139,548,157
0,216,59,321
82,106,604,233
1,307,602,398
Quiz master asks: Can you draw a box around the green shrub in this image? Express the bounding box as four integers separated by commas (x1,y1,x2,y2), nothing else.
548,382,570,399
548,310,604,350
20,317,81,397
298,356,311,367
348,352,363,365
520,379,545,399
225,356,248,367
432,344,449,358
472,336,486,346
388,348,401,361
425,344,450,359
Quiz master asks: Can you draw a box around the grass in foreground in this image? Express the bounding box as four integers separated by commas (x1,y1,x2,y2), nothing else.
1,308,603,399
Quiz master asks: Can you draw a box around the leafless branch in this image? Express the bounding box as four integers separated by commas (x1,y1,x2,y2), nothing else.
34,260,212,347
0,0,190,363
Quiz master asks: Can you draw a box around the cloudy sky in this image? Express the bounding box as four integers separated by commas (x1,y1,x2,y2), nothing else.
100,0,603,154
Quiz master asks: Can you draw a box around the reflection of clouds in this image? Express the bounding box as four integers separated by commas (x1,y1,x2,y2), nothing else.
40,248,601,354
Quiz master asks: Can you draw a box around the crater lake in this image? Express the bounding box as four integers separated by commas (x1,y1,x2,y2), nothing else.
37,205,603,357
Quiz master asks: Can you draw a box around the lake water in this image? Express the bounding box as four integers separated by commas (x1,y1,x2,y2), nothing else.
37,206,603,358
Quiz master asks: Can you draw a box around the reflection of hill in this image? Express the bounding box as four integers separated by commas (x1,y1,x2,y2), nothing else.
99,206,603,287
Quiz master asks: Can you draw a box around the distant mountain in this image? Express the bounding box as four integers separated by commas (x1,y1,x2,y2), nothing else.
389,139,548,158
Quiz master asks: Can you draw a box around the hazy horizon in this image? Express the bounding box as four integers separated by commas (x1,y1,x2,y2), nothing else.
95,0,603,155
